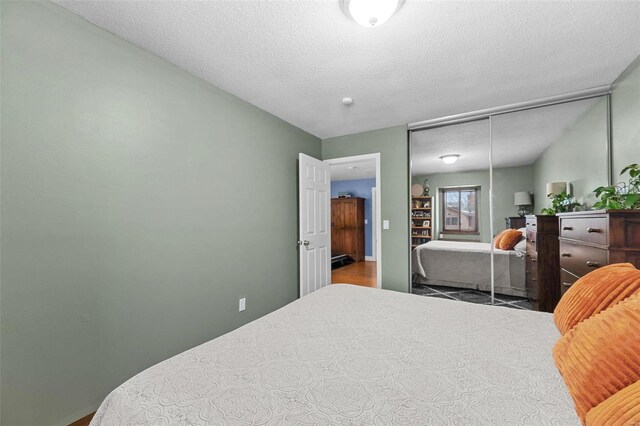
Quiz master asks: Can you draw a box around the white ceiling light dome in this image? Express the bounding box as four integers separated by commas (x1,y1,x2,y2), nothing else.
340,0,405,28
439,154,460,165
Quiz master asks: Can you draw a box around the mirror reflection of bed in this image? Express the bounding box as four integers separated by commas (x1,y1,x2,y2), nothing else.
329,161,378,288
410,96,608,310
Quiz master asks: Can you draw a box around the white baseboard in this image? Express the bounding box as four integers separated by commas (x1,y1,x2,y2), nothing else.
365,256,375,262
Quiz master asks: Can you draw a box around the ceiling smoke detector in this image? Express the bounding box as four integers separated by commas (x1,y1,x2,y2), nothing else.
340,0,405,28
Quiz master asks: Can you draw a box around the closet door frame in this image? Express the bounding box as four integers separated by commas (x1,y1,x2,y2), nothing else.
407,85,612,300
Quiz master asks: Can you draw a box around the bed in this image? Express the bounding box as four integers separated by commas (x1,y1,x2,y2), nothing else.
412,240,526,297
91,284,577,425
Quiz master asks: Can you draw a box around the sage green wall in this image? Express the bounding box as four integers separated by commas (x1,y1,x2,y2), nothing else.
0,2,320,425
611,55,640,178
413,165,533,242
532,97,609,212
493,166,534,230
322,126,409,293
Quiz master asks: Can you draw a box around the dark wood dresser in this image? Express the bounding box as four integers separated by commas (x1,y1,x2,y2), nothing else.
331,198,365,262
505,216,526,230
525,215,561,312
557,210,640,295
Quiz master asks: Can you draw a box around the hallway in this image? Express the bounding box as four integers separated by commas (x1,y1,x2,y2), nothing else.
331,261,377,288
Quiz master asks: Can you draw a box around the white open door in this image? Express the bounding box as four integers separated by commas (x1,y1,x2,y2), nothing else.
298,153,331,297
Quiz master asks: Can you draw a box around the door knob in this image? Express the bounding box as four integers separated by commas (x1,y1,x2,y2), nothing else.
298,240,310,246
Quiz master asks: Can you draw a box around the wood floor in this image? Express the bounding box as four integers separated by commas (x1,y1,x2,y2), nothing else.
68,412,95,426
332,261,377,288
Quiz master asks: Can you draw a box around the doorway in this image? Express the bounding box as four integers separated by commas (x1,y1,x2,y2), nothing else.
326,153,381,288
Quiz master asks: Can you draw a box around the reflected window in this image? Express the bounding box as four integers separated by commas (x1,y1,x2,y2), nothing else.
441,187,479,233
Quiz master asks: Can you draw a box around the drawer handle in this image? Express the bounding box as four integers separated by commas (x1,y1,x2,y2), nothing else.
586,261,600,268
562,226,573,231
587,227,601,233
561,253,571,257
562,282,573,288
531,258,537,262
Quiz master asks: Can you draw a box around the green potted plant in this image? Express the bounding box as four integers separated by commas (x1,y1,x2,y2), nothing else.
593,163,640,210
541,191,579,215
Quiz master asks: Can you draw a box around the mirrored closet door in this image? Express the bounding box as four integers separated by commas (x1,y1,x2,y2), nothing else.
410,119,494,302
410,94,610,311
490,96,609,311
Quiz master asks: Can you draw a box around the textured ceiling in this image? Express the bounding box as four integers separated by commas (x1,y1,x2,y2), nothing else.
331,160,376,181
410,97,600,175
53,0,640,139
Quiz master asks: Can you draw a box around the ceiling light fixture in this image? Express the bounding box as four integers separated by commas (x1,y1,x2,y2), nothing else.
340,0,405,28
439,154,460,165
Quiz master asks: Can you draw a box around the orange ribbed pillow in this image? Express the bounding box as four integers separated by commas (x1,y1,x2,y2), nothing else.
554,263,640,335
498,229,523,250
586,379,640,426
553,292,640,423
493,229,510,248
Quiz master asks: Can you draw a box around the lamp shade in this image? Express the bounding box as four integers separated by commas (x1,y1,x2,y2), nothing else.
514,191,532,206
546,182,567,196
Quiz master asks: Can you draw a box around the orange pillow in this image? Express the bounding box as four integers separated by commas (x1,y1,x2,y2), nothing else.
553,292,640,422
493,229,510,248
498,229,523,250
586,379,640,425
554,263,640,335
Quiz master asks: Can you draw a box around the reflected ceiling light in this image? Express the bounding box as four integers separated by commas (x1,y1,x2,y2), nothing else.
439,154,460,165
340,0,404,28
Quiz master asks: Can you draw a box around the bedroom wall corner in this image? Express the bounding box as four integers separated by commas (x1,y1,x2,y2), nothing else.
0,1,321,424
322,125,409,293
532,97,608,211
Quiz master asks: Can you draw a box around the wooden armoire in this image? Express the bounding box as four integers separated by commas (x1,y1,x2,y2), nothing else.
331,198,365,262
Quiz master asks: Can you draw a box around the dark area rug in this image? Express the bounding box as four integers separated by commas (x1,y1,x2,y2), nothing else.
412,284,532,310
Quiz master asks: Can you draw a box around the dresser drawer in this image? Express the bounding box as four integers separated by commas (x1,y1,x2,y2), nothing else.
526,272,538,301
559,216,608,246
560,269,579,296
526,231,538,253
525,216,537,232
525,252,538,274
559,239,608,277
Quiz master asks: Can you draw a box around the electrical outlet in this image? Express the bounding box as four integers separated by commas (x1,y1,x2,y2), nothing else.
383,220,390,229
239,298,246,312
364,219,368,224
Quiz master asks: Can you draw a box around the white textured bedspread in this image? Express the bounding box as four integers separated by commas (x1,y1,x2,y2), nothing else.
412,240,526,297
91,285,577,425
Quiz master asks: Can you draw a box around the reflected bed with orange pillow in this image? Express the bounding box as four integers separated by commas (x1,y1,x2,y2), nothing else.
412,228,527,297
